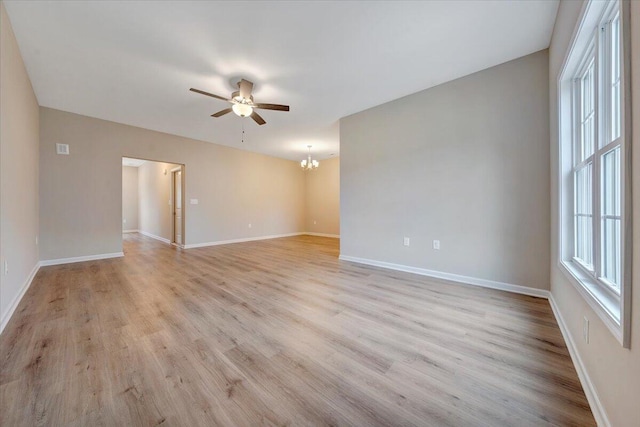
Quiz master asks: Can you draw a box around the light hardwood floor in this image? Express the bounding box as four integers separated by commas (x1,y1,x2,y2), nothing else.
0,234,595,426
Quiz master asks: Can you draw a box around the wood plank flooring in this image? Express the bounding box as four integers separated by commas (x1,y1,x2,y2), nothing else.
0,233,595,426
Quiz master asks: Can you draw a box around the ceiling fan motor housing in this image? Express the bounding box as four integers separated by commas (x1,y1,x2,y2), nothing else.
231,91,253,103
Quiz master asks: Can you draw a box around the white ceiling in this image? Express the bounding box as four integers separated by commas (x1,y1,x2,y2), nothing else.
4,1,558,161
122,157,147,168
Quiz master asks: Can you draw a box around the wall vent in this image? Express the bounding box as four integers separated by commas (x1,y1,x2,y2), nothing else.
56,143,69,155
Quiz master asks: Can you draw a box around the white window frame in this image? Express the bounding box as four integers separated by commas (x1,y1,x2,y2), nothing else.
557,0,632,348
572,47,596,272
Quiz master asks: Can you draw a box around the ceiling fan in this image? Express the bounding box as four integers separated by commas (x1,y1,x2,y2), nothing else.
190,79,289,126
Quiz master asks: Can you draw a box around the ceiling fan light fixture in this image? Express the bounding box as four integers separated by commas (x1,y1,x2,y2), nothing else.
232,103,253,117
190,79,288,126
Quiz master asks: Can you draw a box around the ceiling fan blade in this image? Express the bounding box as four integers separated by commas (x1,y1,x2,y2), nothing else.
211,108,233,117
239,79,253,99
253,103,290,112
190,88,229,102
250,111,266,125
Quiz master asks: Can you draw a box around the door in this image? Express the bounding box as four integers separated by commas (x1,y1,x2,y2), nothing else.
173,169,182,245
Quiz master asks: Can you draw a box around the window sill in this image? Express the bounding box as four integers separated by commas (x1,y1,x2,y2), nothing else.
559,259,624,345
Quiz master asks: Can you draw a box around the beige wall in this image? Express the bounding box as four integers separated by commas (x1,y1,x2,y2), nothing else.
305,156,340,236
138,161,180,241
0,3,40,329
549,1,640,425
39,108,306,260
340,50,550,290
122,166,138,231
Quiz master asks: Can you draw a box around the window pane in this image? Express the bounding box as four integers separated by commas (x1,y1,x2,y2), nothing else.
574,163,593,268
602,146,621,216
583,115,594,158
601,146,621,290
602,218,621,290
575,163,592,215
576,215,593,268
610,15,621,141
581,61,595,159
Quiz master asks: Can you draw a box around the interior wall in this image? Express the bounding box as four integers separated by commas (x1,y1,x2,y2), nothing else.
549,1,640,425
138,161,180,241
0,3,40,330
305,156,340,236
39,108,306,261
122,165,139,231
340,49,550,290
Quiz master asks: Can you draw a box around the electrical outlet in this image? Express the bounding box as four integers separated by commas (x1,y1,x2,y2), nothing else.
4,260,8,275
248,223,252,229
35,236,38,246
403,237,410,246
583,317,589,343
313,220,317,225
433,240,440,250
123,219,127,224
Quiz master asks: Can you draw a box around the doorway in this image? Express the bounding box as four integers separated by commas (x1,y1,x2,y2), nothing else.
171,167,183,246
122,157,185,248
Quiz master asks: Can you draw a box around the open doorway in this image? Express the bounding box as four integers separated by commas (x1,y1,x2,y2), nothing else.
122,157,185,248
170,166,183,246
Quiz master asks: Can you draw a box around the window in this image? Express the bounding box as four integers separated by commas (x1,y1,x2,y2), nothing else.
573,54,595,271
559,0,630,347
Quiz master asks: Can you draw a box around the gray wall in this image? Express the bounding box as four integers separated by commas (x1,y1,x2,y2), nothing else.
0,3,40,329
138,161,180,240
39,108,306,261
340,50,550,290
305,156,340,236
122,166,138,231
549,1,640,425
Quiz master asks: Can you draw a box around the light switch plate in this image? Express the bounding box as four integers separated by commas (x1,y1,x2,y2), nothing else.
190,199,198,205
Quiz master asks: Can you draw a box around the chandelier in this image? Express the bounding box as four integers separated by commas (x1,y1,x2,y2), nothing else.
301,145,319,171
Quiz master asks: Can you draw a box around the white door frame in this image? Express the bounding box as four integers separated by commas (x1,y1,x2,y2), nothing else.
170,166,185,247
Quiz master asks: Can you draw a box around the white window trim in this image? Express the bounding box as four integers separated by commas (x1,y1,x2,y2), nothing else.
557,0,632,348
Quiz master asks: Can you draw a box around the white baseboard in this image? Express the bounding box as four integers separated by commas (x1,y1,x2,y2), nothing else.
138,230,171,244
40,252,124,267
122,229,139,233
305,232,340,238
548,295,610,427
338,254,550,299
184,232,305,249
0,262,40,335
